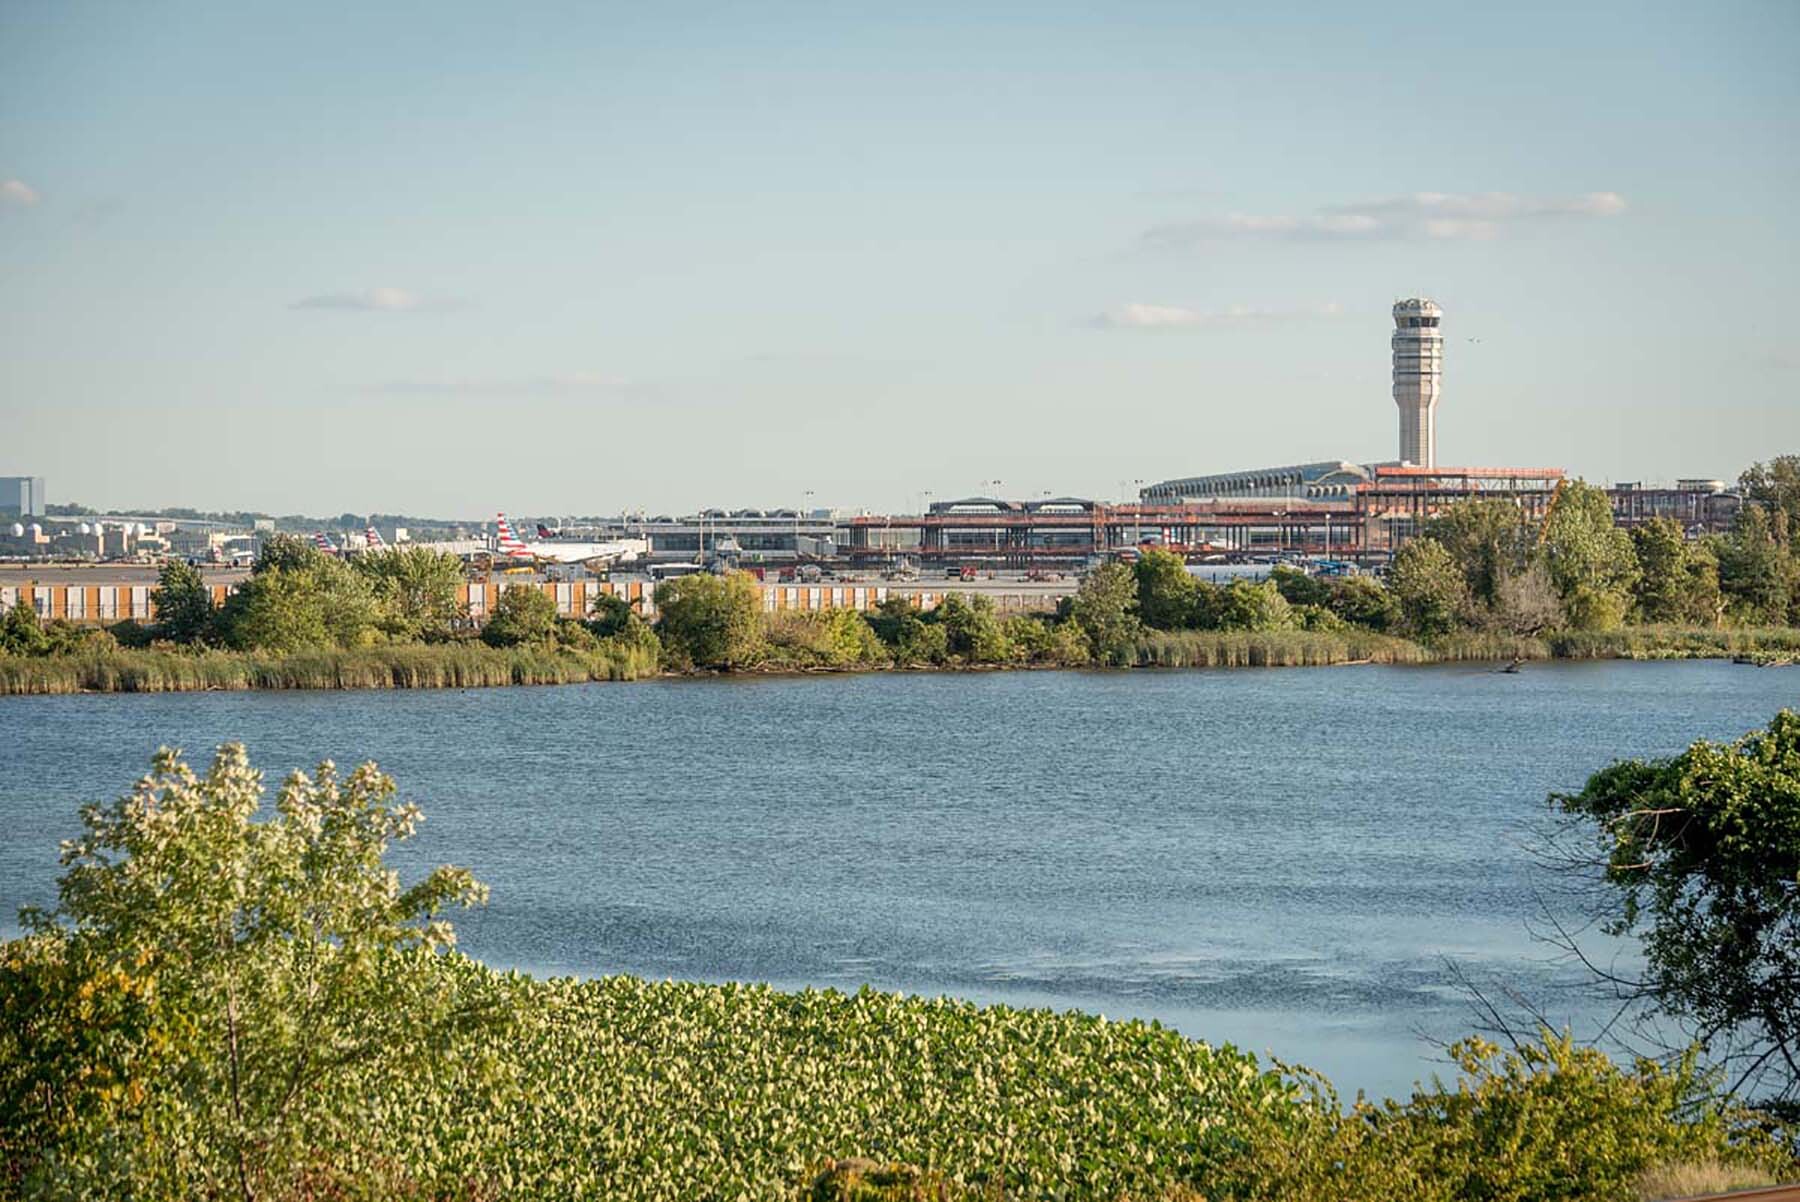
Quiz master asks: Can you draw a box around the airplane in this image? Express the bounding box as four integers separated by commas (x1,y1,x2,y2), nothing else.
365,524,388,550
312,531,340,555
494,513,648,567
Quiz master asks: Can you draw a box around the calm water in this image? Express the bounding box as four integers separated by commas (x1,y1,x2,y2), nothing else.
2,661,1794,1097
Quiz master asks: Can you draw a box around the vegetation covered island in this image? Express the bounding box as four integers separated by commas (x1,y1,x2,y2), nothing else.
5,467,1800,693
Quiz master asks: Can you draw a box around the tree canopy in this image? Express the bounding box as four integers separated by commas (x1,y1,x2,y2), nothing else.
1553,710,1800,1103
654,571,766,669
0,744,492,1198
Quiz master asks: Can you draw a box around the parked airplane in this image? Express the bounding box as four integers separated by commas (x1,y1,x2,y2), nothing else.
365,524,387,550
312,531,340,555
494,513,648,567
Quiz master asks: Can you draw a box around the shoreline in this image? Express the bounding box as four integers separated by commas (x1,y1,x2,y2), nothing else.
2,627,1793,695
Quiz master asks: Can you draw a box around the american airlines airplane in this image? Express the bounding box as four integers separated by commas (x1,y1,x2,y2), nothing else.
495,513,648,567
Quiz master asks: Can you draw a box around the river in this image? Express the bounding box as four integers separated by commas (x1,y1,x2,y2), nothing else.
2,660,1793,1098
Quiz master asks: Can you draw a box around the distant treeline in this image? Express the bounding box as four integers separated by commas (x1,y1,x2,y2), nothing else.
4,461,1800,690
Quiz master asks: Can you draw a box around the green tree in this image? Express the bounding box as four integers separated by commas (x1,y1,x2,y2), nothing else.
1327,575,1399,632
218,553,380,653
481,584,558,647
1679,538,1726,627
1389,538,1468,638
820,609,886,666
1629,517,1721,626
1542,480,1639,631
933,593,1017,663
0,598,50,656
252,532,318,575
1069,563,1141,666
1134,549,1198,630
1189,578,1226,630
1552,711,1800,1104
588,591,637,638
1268,564,1332,610
351,546,466,641
654,571,765,669
1218,579,1298,632
1427,498,1531,608
867,597,951,666
150,560,216,645
1739,454,1800,532
1717,505,1794,625
0,745,491,1198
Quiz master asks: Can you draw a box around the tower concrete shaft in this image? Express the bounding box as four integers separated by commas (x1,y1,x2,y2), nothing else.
1392,298,1443,467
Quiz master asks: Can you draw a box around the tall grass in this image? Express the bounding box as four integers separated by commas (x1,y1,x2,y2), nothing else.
1547,624,1800,660
1133,629,1430,668
0,642,660,696
1423,631,1553,662
4,622,1793,695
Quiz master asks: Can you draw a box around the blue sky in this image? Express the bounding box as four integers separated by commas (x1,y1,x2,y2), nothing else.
2,1,1795,516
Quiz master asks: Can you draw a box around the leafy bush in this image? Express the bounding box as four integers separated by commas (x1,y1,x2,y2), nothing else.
1218,580,1297,632
655,571,766,669
1,745,493,1200
1069,564,1141,666
1209,1033,1792,1202
481,584,558,648
932,593,1017,664
764,610,890,669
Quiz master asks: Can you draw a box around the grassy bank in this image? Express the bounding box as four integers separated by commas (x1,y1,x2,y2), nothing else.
2,624,1794,695
0,641,659,695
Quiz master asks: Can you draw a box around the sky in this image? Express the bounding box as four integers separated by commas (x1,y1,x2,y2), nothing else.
1,1,1796,518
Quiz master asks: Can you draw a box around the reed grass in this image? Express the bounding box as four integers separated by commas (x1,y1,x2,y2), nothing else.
3,622,1793,694
0,642,660,695
1422,631,1553,662
1133,628,1429,668
1547,624,1800,660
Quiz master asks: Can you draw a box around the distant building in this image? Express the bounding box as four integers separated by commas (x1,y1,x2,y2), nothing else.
0,477,47,517
1139,461,1375,504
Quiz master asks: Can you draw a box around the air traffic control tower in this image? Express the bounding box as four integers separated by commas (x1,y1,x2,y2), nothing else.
1392,297,1443,467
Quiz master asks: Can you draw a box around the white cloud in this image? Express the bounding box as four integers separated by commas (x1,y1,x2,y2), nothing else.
0,179,41,208
291,286,441,312
1145,191,1626,247
1094,302,1344,330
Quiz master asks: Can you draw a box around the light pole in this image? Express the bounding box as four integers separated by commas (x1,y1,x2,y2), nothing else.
990,480,1004,563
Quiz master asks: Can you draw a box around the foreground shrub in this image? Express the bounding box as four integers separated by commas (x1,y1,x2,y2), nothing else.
0,745,495,1200
1209,1034,1791,1202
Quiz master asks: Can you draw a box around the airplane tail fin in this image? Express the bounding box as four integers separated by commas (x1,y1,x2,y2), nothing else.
495,513,533,559
365,524,386,549
537,523,554,539
313,531,337,554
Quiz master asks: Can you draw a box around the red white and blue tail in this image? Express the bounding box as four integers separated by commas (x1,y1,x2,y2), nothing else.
495,513,533,559
365,524,387,549
313,531,338,554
